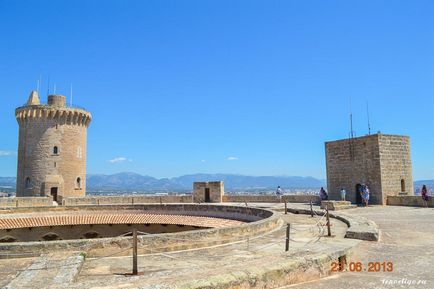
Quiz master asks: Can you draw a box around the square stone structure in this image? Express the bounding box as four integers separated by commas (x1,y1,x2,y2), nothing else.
325,133,413,205
193,181,224,203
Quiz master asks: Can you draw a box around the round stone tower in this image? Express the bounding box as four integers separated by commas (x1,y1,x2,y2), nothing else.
15,91,92,202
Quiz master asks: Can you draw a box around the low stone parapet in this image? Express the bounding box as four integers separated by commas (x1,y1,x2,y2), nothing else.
284,206,379,241
320,200,356,210
62,195,193,206
223,194,320,204
387,195,433,207
0,197,52,208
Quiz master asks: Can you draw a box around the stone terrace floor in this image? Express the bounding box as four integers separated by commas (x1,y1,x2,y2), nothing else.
273,204,434,289
1,203,433,289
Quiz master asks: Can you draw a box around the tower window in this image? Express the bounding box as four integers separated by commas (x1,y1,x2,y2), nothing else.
76,177,81,189
53,146,59,155
25,177,31,189
401,179,406,192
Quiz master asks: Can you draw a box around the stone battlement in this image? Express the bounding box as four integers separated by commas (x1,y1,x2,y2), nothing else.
15,105,91,127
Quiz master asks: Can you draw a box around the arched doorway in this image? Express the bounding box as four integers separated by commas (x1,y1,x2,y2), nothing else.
355,184,363,205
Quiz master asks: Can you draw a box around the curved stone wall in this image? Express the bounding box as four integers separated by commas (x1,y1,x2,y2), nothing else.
0,204,282,254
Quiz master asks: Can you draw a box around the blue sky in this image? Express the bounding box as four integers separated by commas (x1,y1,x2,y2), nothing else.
0,0,433,180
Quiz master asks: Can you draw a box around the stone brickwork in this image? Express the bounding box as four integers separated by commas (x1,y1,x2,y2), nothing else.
325,133,413,205
223,194,321,204
63,195,193,206
387,195,434,207
320,200,356,210
193,181,224,203
15,92,91,201
0,197,52,208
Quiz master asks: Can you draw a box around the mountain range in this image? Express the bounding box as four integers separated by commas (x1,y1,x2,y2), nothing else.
0,173,325,192
1,173,432,192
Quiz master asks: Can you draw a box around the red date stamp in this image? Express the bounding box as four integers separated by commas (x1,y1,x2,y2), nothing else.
331,261,393,272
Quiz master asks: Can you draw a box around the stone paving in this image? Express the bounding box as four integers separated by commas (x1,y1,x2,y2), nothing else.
1,252,84,289
277,205,434,289
69,209,355,288
2,203,430,289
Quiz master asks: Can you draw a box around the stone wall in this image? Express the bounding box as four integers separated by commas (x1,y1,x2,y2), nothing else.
62,195,193,206
0,194,322,208
0,197,52,208
193,181,224,203
15,93,91,201
223,194,321,204
378,135,414,204
326,134,413,205
0,205,281,254
387,195,433,207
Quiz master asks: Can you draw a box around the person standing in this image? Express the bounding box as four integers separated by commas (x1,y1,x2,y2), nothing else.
421,185,429,208
320,187,328,201
340,188,346,201
276,186,283,202
363,185,370,207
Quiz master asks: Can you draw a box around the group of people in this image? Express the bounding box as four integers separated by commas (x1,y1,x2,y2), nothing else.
275,184,430,208
357,184,370,207
320,185,370,206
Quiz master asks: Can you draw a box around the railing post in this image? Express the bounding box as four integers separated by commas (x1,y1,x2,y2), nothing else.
326,205,331,237
132,228,138,275
310,201,313,217
285,223,290,251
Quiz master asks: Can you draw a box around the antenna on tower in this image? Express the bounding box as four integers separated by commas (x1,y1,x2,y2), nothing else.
36,79,40,94
53,84,56,94
47,77,50,96
349,96,355,161
349,96,354,139
38,75,42,95
70,84,73,107
367,101,371,135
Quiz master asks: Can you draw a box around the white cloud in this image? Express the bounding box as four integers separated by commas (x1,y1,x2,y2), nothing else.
227,156,239,161
201,160,206,163
0,151,16,156
108,157,128,164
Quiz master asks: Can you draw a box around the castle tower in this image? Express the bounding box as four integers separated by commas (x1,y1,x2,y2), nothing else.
15,91,92,202
325,133,413,205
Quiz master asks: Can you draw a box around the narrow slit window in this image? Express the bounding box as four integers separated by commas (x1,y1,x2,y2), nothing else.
76,177,81,189
25,177,31,189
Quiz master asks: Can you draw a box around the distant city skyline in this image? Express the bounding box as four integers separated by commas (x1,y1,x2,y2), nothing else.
1,1,433,180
